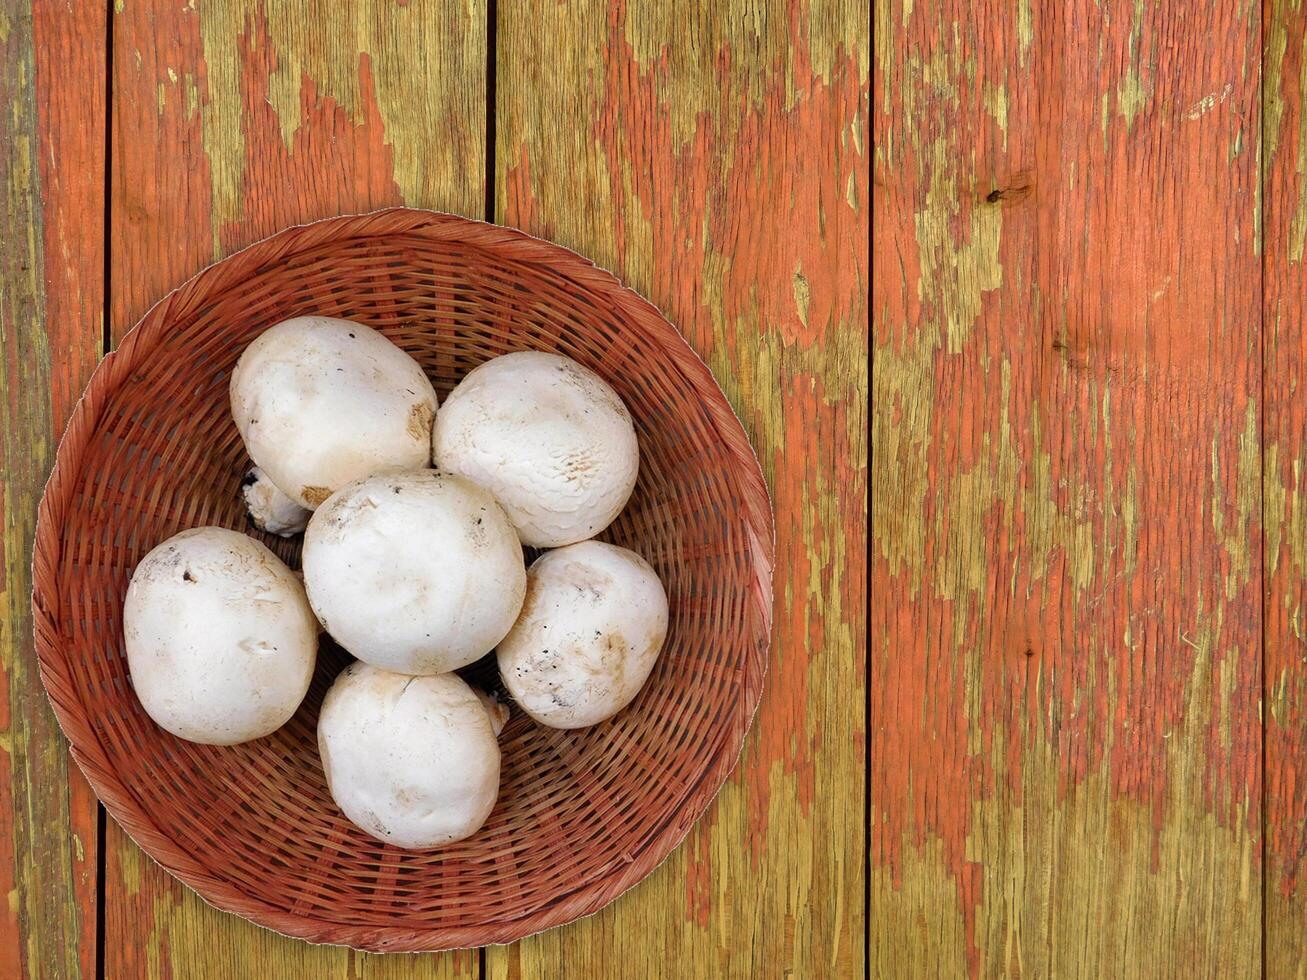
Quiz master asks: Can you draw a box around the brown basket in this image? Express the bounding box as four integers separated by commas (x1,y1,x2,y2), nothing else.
30,209,773,951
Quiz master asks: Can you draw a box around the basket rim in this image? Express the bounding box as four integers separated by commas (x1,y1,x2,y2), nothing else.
30,207,775,952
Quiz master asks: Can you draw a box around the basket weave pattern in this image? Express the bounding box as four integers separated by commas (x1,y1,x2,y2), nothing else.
31,209,773,951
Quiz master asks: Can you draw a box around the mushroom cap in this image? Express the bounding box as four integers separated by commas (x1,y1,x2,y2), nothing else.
123,527,318,745
302,470,526,675
230,316,438,509
317,664,501,848
431,351,639,547
241,467,311,537
497,540,668,729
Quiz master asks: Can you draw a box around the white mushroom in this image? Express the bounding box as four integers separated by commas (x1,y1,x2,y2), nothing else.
241,466,311,537
431,351,639,547
317,663,501,848
123,527,318,745
302,470,526,675
497,540,668,729
231,316,438,509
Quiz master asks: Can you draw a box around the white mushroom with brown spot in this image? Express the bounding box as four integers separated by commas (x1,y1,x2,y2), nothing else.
302,470,526,675
123,527,318,745
497,540,668,729
432,351,639,547
317,664,502,848
231,316,438,510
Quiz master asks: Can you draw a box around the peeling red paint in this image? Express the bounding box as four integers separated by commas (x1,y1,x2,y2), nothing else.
217,22,403,254
684,824,712,929
502,146,538,234
1266,0,1307,968
875,0,1260,973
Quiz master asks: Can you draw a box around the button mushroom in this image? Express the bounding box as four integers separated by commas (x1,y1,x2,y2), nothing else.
230,316,438,510
431,351,639,547
123,527,318,745
302,470,526,675
497,540,668,729
317,663,502,848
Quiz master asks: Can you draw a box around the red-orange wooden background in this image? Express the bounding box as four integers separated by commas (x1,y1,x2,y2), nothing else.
875,0,1307,976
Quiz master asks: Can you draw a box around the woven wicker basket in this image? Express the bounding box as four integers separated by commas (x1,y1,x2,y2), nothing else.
30,209,773,951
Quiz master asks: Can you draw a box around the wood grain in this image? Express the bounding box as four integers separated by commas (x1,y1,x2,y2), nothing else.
491,2,868,977
1264,0,1307,975
873,0,1262,975
106,1,484,975
3,2,105,977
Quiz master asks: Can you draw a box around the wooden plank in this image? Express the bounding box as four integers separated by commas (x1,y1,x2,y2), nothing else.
2,1,105,976
1264,0,1307,975
872,0,1262,975
106,1,486,974
490,2,868,977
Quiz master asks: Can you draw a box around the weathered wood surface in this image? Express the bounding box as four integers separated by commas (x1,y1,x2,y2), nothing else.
103,1,484,977
9,0,869,977
3,2,104,977
873,0,1263,976
1266,0,1307,976
491,2,868,977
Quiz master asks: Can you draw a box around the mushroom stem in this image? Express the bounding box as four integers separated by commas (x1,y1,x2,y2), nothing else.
242,467,311,537
472,687,510,737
